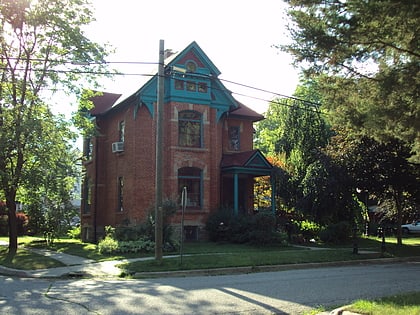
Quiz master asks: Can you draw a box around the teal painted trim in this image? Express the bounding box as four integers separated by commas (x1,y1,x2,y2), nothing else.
216,108,229,122
233,173,239,216
168,42,221,77
221,166,272,176
245,151,273,169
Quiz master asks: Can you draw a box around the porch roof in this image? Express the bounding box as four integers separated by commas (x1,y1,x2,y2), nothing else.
221,150,272,175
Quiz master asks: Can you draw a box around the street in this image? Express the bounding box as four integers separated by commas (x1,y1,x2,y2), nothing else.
1,262,419,314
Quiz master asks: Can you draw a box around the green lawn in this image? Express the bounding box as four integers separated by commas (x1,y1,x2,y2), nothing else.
0,235,419,271
0,246,65,270
347,291,420,315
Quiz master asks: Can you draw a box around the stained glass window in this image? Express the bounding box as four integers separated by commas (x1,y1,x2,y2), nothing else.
179,111,202,148
229,126,240,151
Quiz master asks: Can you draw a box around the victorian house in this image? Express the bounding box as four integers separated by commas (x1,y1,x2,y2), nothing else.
81,42,273,242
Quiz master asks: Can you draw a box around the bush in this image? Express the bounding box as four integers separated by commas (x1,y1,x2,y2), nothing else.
97,237,156,255
297,220,321,241
205,207,236,242
0,212,29,236
206,208,286,245
97,237,119,255
67,226,81,239
114,223,152,242
319,221,352,243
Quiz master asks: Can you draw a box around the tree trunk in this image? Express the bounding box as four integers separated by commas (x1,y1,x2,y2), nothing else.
6,192,18,256
394,189,403,247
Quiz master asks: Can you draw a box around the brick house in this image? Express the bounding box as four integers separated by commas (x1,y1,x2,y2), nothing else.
81,42,273,242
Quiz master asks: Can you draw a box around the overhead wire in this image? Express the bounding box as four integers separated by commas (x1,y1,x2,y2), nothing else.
1,59,324,113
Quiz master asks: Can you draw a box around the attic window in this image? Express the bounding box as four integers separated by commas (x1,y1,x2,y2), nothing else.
175,80,184,90
198,82,207,93
186,81,196,92
186,61,196,72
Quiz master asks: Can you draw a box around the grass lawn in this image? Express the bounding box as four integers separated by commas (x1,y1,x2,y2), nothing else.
347,291,420,315
0,246,65,270
0,235,419,272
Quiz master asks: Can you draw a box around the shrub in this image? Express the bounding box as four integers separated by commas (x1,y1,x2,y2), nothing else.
116,239,155,253
0,212,29,236
205,207,236,242
247,211,278,245
297,220,321,241
114,223,152,242
97,237,119,255
206,208,286,245
97,237,156,255
319,221,352,243
67,226,81,239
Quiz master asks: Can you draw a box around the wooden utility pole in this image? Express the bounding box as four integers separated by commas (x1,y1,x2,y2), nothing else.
155,39,164,262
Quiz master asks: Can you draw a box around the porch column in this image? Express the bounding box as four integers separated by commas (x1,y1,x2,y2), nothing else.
271,173,276,214
233,172,239,216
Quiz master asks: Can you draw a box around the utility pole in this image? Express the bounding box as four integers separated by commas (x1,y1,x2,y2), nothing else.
155,39,164,262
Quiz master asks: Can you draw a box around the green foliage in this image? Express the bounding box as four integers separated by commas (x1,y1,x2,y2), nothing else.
206,208,287,245
0,0,112,252
327,133,420,244
97,198,179,255
349,292,420,315
296,220,321,241
97,237,156,255
67,226,81,239
97,237,119,255
281,0,420,162
319,221,352,244
254,82,335,224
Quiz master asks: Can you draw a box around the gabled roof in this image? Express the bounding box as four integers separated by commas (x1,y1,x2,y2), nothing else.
89,92,122,116
89,42,264,121
229,101,264,122
221,150,272,175
167,41,221,77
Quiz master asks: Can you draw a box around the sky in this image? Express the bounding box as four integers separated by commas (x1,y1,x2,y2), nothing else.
81,0,300,114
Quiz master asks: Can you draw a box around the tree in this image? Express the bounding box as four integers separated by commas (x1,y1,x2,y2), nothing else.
18,113,81,238
255,82,333,223
0,0,111,255
281,0,420,162
329,133,420,245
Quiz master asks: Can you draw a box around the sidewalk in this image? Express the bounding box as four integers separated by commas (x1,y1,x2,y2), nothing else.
0,242,388,279
1,242,404,315
0,241,154,278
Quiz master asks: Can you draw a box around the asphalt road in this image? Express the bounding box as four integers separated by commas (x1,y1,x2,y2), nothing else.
1,262,419,315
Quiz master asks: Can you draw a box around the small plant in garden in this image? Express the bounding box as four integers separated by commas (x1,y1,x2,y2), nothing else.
97,235,119,254
67,226,81,239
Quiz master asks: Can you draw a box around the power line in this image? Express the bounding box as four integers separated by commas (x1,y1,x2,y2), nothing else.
2,56,158,66
1,64,323,112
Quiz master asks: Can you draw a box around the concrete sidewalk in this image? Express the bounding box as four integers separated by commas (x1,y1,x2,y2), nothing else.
0,241,155,278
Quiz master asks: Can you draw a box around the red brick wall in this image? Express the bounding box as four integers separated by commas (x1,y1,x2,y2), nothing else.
81,100,257,241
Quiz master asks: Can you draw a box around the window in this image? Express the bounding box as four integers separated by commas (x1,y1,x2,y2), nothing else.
175,79,184,90
186,61,197,72
178,167,202,209
178,111,202,148
229,126,240,151
82,177,91,214
119,121,125,142
117,177,124,212
186,81,196,92
198,82,207,93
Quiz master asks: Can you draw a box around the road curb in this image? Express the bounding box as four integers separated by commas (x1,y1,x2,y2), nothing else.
132,256,420,279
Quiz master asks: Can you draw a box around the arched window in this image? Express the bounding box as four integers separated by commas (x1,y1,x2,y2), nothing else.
178,110,202,148
178,167,202,209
